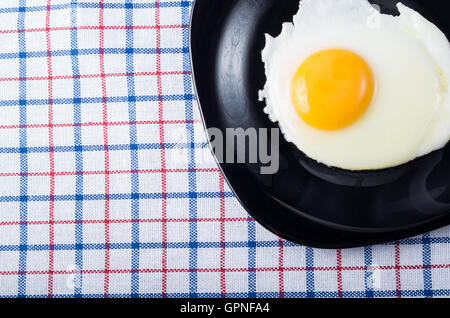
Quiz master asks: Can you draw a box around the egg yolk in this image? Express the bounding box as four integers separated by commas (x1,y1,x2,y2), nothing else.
291,49,375,130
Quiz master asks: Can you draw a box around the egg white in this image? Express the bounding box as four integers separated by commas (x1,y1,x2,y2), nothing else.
259,0,450,170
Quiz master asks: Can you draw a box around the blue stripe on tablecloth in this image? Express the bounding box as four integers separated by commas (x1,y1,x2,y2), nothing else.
0,48,189,61
0,191,235,203
0,239,295,253
124,0,141,298
0,1,194,14
306,247,315,298
2,235,449,251
17,0,28,298
247,219,256,297
180,0,199,298
422,233,433,297
0,93,195,107
363,246,374,298
0,289,448,299
0,142,209,154
1,235,449,256
70,0,84,298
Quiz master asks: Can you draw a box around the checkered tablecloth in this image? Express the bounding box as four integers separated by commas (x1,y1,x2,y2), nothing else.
0,0,449,298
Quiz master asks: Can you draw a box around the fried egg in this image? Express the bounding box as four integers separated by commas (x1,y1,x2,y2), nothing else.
259,0,450,170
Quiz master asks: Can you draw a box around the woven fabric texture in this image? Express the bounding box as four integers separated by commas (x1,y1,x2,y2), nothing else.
0,0,449,298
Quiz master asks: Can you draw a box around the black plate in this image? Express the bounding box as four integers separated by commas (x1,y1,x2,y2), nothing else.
190,0,450,248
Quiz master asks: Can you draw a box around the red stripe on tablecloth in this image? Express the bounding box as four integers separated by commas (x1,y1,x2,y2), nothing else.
278,239,285,298
0,216,252,227
98,0,111,298
155,0,168,298
0,70,191,82
0,24,189,35
45,0,55,298
219,172,226,297
337,249,343,298
0,119,200,130
2,263,449,276
395,241,402,298
0,167,218,178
